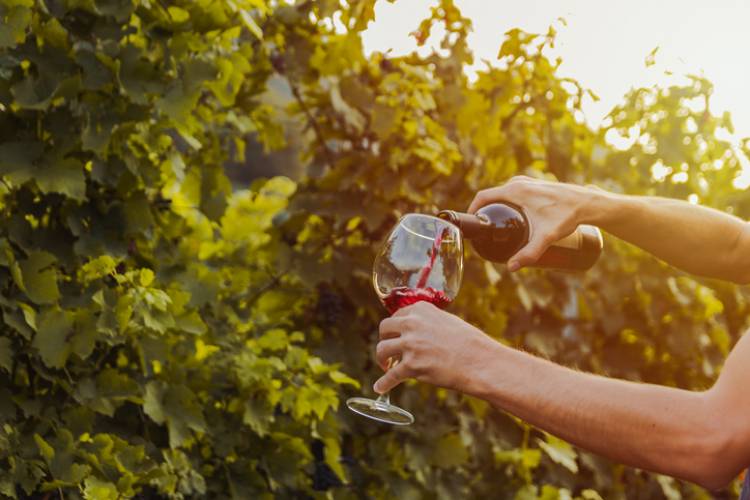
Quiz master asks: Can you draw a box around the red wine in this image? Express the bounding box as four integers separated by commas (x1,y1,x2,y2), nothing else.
382,286,452,314
381,226,452,314
437,203,602,271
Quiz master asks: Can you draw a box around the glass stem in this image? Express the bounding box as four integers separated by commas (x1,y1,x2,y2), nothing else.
375,356,396,405
375,392,390,405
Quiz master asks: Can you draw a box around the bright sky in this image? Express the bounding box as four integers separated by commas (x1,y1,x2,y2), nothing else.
363,0,750,140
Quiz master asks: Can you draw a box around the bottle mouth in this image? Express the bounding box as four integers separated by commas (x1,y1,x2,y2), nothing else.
436,210,458,225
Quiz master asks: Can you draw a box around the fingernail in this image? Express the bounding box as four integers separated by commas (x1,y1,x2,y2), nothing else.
373,382,382,393
508,261,520,272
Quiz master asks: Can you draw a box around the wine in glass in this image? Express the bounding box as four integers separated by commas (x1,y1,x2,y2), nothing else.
347,214,463,425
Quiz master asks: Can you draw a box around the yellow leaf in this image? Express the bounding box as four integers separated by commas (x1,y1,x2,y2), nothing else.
167,6,190,23
346,217,361,231
538,434,578,473
240,10,263,40
34,434,54,462
195,339,220,361
139,268,155,287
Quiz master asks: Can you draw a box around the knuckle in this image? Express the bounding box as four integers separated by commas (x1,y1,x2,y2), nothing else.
397,355,412,374
408,356,428,377
402,316,419,331
509,175,531,184
400,333,414,350
401,361,417,378
406,336,427,360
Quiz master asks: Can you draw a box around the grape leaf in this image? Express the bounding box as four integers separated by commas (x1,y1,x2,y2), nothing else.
33,308,73,368
17,251,60,305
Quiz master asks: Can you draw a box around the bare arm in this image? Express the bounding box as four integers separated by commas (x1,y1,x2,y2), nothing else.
468,177,750,284
471,329,750,490
375,302,750,490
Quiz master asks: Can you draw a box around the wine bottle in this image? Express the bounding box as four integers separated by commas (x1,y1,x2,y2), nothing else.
437,203,603,271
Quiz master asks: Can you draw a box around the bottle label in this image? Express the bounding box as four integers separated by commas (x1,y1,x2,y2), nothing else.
552,229,583,250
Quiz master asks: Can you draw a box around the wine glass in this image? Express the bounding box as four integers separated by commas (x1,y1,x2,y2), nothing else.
347,214,463,425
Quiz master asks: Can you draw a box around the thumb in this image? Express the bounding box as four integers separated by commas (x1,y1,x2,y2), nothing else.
507,235,552,271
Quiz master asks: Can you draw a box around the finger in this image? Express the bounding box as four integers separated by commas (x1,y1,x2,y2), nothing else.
373,361,410,394
507,235,554,271
379,316,407,340
467,180,527,213
375,338,405,370
467,187,502,214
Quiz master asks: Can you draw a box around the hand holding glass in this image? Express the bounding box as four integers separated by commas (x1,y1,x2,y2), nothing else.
347,214,463,425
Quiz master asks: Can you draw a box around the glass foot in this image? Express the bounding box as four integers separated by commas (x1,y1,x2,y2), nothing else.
346,396,414,425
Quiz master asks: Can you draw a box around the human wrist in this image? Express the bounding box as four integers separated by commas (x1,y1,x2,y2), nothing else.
458,336,510,402
578,186,628,228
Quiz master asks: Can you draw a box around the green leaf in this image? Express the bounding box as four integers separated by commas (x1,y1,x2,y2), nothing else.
10,74,75,111
2,308,33,340
328,369,360,388
17,251,60,305
243,398,272,436
167,6,190,23
35,157,86,201
538,435,578,473
34,434,54,462
0,478,15,498
83,477,118,500
0,4,32,49
68,308,99,360
177,311,207,335
117,45,166,105
0,337,13,373
240,10,263,40
18,303,36,331
143,381,166,425
75,48,112,91
139,268,155,287
0,238,11,267
0,141,44,184
257,328,287,350
79,255,118,283
33,308,73,368
495,448,542,470
144,381,205,447
580,489,605,500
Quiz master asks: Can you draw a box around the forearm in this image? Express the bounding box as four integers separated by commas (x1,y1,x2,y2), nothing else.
467,341,738,488
584,191,750,284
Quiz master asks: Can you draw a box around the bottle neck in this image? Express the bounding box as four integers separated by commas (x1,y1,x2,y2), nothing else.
436,210,491,239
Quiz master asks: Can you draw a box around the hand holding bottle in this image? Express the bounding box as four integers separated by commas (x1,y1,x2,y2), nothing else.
467,176,603,271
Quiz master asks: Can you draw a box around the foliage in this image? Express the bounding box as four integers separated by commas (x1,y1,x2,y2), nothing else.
0,0,748,498
0,0,354,497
